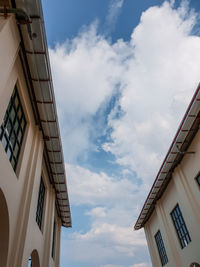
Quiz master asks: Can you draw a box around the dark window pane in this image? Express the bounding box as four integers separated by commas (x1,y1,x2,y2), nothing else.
14,95,19,108
51,221,56,259
14,120,19,134
17,129,22,144
171,204,191,249
10,107,15,122
10,132,16,147
17,107,22,120
13,143,19,158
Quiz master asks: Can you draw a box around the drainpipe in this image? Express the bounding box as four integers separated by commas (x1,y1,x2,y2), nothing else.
0,7,34,39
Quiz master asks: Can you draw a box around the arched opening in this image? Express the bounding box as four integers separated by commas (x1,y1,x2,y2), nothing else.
0,189,9,266
0,188,9,267
190,263,200,267
28,250,40,267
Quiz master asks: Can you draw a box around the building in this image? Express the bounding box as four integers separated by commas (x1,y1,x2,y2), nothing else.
0,0,71,267
134,84,200,267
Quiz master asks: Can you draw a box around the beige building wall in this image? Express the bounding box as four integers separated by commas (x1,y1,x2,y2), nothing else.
0,14,62,267
144,130,200,266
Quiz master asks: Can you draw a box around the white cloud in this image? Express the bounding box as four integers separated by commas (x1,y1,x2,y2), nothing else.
104,0,124,35
103,1,200,185
63,163,150,264
49,24,124,162
85,207,107,218
50,1,200,179
61,224,148,263
74,224,146,248
66,163,142,210
53,1,200,266
130,263,151,267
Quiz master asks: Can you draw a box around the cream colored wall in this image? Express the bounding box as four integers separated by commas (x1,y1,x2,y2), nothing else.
0,15,62,267
145,130,200,266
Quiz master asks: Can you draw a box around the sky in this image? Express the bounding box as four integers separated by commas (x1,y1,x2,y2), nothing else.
41,0,200,266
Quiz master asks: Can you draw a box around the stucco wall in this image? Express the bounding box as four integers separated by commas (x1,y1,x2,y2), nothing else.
145,130,200,266
0,15,61,267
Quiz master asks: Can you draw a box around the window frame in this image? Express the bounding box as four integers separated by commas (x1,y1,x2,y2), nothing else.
154,230,168,266
0,86,27,172
36,177,46,230
170,204,191,249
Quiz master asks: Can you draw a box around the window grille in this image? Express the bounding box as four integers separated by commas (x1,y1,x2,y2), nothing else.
171,204,191,249
155,230,168,266
0,87,27,171
36,178,45,229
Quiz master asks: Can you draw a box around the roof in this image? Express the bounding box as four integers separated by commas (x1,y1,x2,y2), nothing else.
2,0,72,227
134,83,200,230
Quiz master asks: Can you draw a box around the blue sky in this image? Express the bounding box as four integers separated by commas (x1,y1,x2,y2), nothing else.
42,1,200,266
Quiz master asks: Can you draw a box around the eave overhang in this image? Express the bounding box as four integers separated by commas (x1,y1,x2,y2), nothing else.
3,0,72,227
134,83,200,230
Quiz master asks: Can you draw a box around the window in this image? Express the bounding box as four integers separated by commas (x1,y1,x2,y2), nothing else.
171,204,191,249
36,178,45,229
51,221,56,259
0,87,27,171
28,256,32,267
155,230,168,266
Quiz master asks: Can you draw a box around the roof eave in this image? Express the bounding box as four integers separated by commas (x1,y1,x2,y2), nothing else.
134,83,200,230
10,0,72,227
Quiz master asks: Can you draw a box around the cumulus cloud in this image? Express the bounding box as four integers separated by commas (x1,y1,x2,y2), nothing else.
49,24,124,162
52,1,200,266
66,164,141,208
74,223,146,248
103,0,200,184
85,207,107,218
61,223,148,263
63,163,150,264
50,1,200,179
